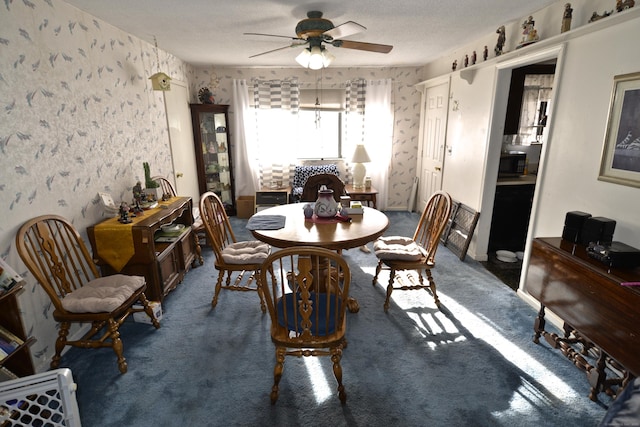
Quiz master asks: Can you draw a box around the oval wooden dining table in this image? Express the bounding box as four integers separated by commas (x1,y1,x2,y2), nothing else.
250,203,390,312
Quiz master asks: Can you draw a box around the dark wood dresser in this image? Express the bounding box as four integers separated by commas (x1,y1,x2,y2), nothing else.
87,197,197,303
525,237,640,400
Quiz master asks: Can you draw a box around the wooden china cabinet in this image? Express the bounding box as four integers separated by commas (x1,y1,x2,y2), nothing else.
190,104,236,215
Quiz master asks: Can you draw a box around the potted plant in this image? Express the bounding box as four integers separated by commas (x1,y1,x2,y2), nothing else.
143,162,159,200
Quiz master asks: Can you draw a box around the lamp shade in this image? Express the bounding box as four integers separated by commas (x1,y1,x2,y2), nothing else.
351,144,371,189
351,144,371,163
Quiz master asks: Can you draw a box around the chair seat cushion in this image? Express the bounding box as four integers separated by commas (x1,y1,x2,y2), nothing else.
276,293,341,336
373,236,427,261
61,274,145,313
221,241,270,264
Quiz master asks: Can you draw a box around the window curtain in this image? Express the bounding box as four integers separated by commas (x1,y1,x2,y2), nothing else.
231,79,259,196
252,78,300,186
518,74,554,144
344,78,393,210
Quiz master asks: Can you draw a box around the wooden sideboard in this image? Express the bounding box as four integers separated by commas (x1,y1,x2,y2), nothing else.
524,237,640,400
87,197,197,302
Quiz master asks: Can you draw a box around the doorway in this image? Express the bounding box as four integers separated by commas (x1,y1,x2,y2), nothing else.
416,76,450,212
164,80,200,203
479,46,564,291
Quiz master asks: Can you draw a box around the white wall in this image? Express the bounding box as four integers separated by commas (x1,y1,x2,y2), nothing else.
532,17,640,246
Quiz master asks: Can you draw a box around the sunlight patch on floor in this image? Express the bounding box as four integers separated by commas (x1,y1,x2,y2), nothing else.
437,292,585,412
371,269,584,413
303,355,333,404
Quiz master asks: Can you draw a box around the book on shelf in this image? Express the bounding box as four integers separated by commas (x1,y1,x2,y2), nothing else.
0,258,23,292
0,337,20,358
0,326,23,346
0,366,18,382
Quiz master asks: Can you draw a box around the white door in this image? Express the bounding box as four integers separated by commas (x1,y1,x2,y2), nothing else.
163,81,200,204
416,81,449,212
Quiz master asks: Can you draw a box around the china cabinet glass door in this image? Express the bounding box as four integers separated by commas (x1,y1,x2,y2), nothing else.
190,104,235,215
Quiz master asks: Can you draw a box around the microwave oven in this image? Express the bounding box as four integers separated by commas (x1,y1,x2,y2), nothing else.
499,152,526,176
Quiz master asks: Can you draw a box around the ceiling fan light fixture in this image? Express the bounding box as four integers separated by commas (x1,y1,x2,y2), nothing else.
295,48,312,68
296,46,334,70
308,46,324,70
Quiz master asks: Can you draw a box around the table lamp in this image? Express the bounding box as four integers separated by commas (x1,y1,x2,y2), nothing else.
351,144,371,189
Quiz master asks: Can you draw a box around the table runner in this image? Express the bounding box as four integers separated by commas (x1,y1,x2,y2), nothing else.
93,200,173,271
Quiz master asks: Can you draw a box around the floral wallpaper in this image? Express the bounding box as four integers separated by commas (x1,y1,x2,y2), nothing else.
0,0,189,372
188,67,426,210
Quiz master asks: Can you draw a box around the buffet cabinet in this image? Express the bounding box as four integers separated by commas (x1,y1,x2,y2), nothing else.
525,237,640,400
87,197,197,303
190,104,236,215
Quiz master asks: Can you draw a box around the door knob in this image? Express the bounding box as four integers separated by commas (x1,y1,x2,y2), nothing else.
435,167,442,171
176,173,183,178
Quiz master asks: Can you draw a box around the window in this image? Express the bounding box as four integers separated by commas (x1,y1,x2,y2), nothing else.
297,109,342,159
254,109,343,161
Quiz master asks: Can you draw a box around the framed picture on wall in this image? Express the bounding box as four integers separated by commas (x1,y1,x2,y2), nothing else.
598,72,640,188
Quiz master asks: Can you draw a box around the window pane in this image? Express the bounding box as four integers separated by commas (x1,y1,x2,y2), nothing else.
297,110,340,159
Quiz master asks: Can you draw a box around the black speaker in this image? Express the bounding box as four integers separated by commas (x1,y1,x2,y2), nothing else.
562,211,591,243
579,216,616,246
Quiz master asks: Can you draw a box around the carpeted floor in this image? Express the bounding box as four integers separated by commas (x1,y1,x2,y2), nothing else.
60,211,614,426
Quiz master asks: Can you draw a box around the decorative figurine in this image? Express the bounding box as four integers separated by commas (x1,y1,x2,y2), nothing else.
471,51,477,65
522,16,539,43
589,10,613,22
303,204,314,219
561,3,573,33
132,199,144,215
198,87,215,104
483,45,488,61
133,181,143,203
495,26,506,56
464,54,469,68
617,0,635,12
452,60,457,71
517,16,539,48
118,202,133,224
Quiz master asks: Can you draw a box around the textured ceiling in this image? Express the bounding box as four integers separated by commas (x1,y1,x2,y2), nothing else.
63,0,559,68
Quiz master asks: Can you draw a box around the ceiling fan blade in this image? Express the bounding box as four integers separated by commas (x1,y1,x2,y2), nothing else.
323,21,366,40
249,43,305,58
244,32,303,41
333,40,393,54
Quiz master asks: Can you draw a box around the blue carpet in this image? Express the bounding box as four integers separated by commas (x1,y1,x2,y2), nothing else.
61,211,613,426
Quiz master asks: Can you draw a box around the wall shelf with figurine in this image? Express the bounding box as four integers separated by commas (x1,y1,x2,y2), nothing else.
458,6,640,84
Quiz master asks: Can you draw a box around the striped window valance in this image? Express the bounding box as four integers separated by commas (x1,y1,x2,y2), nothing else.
252,78,300,112
344,78,366,114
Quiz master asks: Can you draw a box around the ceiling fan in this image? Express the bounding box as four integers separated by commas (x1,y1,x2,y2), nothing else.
245,11,393,69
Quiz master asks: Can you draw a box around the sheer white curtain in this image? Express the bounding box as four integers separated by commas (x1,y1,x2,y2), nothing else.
231,79,259,196
252,78,300,186
518,74,554,144
344,78,393,210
